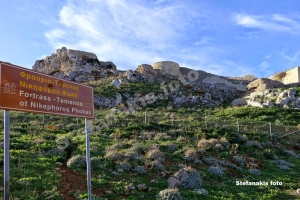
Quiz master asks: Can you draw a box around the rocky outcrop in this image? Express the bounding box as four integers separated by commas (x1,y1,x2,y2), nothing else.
32,47,117,82
135,61,251,92
232,87,300,108
94,93,122,108
269,66,300,85
247,78,284,93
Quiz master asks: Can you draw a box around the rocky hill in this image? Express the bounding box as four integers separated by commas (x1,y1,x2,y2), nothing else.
33,47,300,110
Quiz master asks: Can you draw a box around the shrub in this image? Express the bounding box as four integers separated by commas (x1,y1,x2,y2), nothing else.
219,137,230,148
177,136,188,143
154,132,172,141
232,156,246,167
197,138,211,149
116,161,131,171
146,147,165,162
207,166,224,176
166,143,178,151
203,157,217,165
245,141,262,149
238,133,248,141
157,188,183,200
133,166,146,174
278,165,291,170
184,148,198,160
123,149,141,161
150,160,165,171
105,149,124,161
91,157,101,170
45,148,65,158
275,159,294,167
249,168,261,176
194,188,209,195
214,143,224,151
181,167,203,189
67,155,86,169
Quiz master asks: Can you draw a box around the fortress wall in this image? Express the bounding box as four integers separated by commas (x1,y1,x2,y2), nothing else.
269,67,300,85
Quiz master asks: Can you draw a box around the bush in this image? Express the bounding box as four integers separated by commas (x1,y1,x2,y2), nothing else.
232,156,246,167
146,147,165,162
105,150,124,161
249,168,261,176
67,155,86,169
150,160,165,171
45,148,66,159
133,166,146,174
181,167,203,189
207,166,224,177
157,188,183,200
116,161,131,171
91,157,101,170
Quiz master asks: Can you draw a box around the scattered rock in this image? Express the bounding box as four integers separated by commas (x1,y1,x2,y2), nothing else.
136,184,147,191
124,184,135,191
150,179,158,183
167,176,181,188
110,80,121,89
247,78,284,93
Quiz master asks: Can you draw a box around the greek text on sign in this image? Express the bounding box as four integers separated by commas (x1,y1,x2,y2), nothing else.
0,61,94,118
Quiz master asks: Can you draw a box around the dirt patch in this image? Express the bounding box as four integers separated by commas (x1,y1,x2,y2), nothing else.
57,163,104,199
57,163,87,200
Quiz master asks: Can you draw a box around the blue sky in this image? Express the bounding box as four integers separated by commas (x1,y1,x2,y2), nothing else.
1,0,300,78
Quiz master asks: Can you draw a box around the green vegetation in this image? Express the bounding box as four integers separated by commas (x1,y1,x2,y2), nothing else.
0,104,300,199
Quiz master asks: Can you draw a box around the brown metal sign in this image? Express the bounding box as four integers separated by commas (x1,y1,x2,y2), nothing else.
0,61,94,118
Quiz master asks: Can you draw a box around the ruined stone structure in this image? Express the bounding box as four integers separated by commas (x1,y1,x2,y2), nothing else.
137,61,252,91
269,66,300,85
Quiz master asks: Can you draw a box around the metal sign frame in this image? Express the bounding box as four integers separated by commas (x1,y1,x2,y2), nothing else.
0,61,94,200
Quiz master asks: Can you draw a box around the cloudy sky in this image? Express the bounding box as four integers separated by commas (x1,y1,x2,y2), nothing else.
1,0,300,77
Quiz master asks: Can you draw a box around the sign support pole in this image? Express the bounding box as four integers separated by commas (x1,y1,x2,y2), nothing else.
4,110,10,200
85,118,92,199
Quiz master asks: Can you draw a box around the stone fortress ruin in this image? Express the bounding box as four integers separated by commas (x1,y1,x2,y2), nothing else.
269,66,300,85
137,61,255,91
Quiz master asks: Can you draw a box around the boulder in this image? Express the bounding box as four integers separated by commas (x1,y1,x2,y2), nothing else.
247,78,284,92
167,176,181,188
173,168,189,182
135,64,158,77
110,80,121,89
32,47,117,82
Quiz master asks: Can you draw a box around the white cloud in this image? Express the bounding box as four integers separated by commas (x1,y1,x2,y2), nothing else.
44,1,277,77
234,13,300,33
281,50,300,64
194,37,212,46
44,0,212,70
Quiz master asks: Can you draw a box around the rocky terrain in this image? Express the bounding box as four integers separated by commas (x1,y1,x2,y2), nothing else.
33,47,258,109
1,47,299,199
33,47,300,111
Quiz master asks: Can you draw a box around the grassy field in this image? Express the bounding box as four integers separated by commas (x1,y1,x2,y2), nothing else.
0,106,300,199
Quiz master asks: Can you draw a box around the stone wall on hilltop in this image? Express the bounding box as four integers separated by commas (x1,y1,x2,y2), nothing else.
136,61,252,91
269,66,300,85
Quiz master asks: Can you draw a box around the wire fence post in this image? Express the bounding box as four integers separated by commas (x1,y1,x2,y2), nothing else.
269,122,272,139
